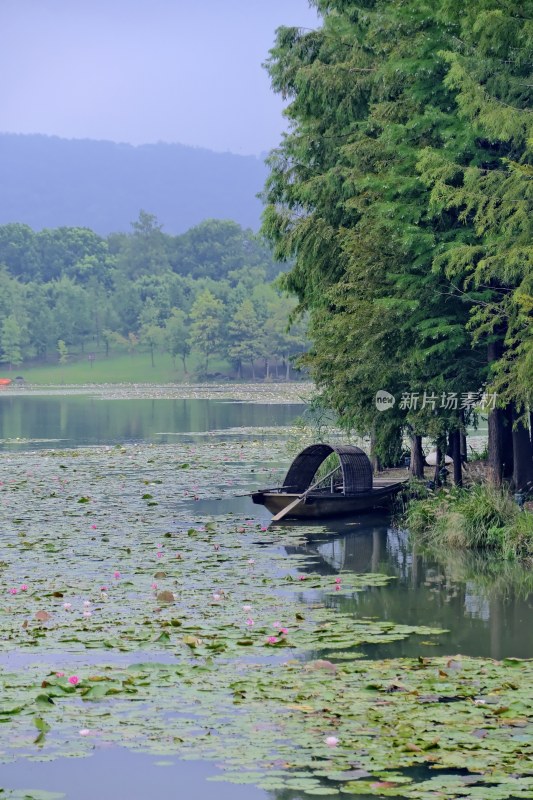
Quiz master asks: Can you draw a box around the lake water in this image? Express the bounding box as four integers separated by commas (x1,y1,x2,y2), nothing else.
0,392,305,449
0,389,531,800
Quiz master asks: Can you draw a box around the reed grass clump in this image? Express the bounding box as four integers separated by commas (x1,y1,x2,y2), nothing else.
406,483,533,560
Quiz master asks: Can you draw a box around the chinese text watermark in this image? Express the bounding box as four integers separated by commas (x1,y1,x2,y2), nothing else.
375,390,497,412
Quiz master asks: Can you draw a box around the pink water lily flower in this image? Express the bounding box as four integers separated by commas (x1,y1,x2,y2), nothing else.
63,602,72,611
79,729,91,736
245,618,254,627
151,583,158,590
68,675,80,685
267,636,278,645
325,736,339,747
100,586,108,592
113,571,121,579
20,584,28,591
56,672,65,677
335,577,342,584
9,588,18,595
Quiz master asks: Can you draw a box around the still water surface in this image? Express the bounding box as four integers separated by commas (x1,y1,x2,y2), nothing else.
0,393,305,449
0,392,531,800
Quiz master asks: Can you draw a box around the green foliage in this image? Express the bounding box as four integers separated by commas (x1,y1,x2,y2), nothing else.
406,483,533,559
0,216,302,378
163,308,190,372
226,298,266,378
0,314,24,368
262,0,532,457
188,289,225,373
56,339,68,366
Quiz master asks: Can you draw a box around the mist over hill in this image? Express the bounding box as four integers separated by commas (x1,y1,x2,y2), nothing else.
0,134,269,235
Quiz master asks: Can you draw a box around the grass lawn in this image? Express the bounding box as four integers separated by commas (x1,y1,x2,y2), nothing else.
3,352,233,385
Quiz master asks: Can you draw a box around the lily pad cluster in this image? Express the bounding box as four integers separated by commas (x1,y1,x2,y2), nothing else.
0,656,532,798
0,439,531,798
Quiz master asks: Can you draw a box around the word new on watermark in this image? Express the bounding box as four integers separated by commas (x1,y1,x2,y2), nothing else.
375,390,497,412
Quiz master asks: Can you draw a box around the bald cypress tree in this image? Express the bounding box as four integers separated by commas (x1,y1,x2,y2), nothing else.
263,0,531,485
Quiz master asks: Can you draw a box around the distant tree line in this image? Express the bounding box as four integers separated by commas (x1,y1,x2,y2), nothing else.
0,214,308,379
263,0,532,491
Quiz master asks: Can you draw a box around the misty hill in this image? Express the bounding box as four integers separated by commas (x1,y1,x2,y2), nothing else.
0,134,269,235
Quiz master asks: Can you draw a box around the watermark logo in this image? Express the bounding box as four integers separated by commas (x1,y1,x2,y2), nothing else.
375,390,396,412
375,389,497,413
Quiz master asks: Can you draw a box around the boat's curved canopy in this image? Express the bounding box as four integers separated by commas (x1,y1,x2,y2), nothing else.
282,443,373,495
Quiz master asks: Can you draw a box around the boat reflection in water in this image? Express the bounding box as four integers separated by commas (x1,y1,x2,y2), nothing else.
281,513,533,660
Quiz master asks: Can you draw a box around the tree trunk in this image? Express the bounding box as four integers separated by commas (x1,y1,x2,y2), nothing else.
181,355,188,375
502,404,514,480
488,408,504,486
512,412,533,493
251,359,255,379
410,434,425,479
460,426,468,463
450,429,462,487
285,357,290,381
487,339,504,487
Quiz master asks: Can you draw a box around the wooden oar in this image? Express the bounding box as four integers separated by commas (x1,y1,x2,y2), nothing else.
234,485,298,497
270,466,341,522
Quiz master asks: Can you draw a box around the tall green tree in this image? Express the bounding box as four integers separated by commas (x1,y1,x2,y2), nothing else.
164,308,190,373
138,301,164,367
119,211,171,280
188,289,225,373
262,0,531,481
226,298,266,378
0,315,23,369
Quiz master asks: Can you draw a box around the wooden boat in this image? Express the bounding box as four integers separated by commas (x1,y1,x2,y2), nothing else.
0,378,12,386
252,443,406,520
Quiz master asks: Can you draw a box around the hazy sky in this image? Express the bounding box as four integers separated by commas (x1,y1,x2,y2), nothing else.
0,0,320,156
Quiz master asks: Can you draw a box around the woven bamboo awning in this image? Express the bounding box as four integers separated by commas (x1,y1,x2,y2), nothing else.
282,443,373,495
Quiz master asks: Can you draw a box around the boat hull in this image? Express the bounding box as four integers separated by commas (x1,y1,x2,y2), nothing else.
251,482,404,520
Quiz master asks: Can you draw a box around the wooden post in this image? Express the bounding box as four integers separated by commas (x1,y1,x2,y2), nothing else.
433,445,442,487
